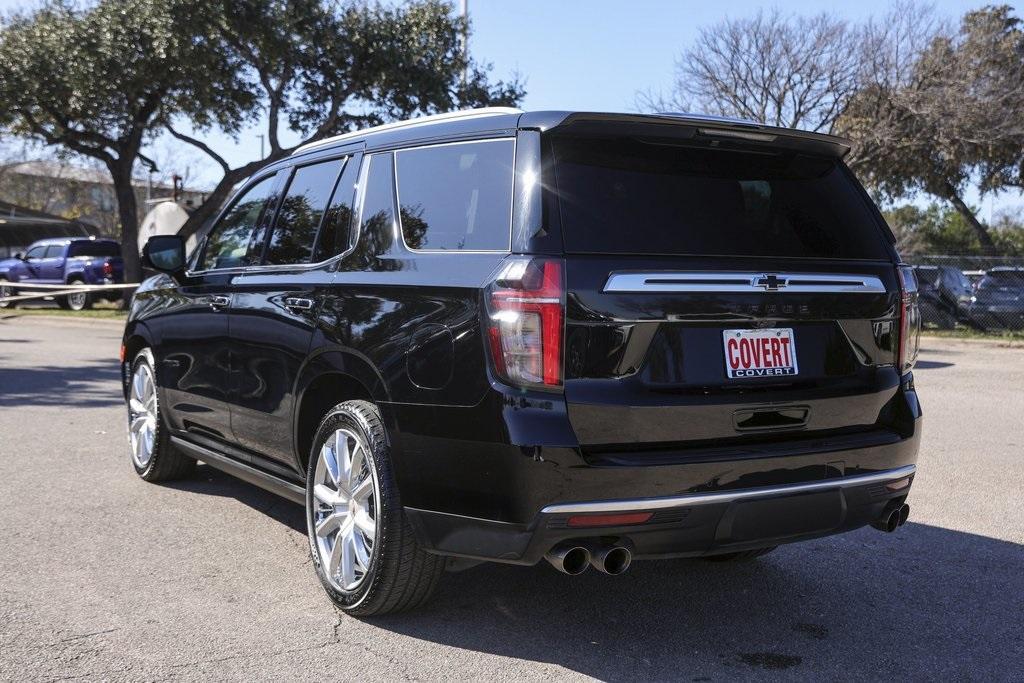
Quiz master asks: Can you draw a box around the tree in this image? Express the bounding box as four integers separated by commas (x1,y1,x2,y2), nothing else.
0,0,248,284
171,0,524,242
639,9,860,133
842,5,1024,253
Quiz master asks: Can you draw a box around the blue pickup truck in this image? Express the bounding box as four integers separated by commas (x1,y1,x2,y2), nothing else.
0,237,124,310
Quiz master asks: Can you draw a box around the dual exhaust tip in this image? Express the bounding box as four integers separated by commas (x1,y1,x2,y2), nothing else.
871,502,911,533
545,543,632,576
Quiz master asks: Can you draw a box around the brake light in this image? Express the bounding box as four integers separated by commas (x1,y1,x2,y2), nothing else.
102,261,114,277
486,258,564,388
897,265,920,374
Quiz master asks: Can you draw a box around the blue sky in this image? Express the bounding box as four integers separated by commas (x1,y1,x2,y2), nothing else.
0,0,1018,215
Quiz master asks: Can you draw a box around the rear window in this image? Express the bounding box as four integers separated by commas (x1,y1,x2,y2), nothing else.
980,271,1024,288
68,241,119,258
395,139,514,251
548,135,889,259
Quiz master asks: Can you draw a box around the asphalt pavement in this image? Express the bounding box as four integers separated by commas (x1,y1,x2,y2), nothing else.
0,315,1022,681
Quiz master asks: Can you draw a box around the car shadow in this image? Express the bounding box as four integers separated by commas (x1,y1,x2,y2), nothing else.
163,464,307,534
368,523,1022,679
164,465,1024,678
0,360,123,408
913,359,955,370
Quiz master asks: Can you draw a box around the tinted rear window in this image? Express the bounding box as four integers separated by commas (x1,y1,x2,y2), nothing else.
68,241,119,258
548,136,889,259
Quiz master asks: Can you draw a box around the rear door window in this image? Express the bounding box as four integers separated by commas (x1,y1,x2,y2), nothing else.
312,156,359,262
201,175,277,271
548,135,889,259
395,139,514,252
265,158,345,265
44,244,65,258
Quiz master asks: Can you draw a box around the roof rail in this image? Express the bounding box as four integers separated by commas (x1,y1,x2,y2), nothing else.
295,107,524,154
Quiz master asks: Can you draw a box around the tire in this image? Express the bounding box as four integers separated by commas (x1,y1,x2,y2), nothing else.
0,278,15,309
703,546,777,562
59,278,92,311
306,400,444,616
127,348,195,482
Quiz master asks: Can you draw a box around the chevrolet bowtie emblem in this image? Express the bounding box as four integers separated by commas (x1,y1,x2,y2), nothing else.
754,274,787,291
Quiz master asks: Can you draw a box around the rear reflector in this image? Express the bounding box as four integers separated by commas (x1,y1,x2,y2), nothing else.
885,477,911,491
567,512,653,528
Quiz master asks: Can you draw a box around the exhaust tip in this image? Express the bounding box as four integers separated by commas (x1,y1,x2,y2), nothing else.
546,545,590,575
601,546,632,576
871,504,907,533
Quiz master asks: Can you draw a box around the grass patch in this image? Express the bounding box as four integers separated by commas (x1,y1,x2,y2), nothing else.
921,326,1024,343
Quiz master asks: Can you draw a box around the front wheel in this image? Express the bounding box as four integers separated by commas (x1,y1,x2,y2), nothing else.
306,400,444,616
127,348,195,481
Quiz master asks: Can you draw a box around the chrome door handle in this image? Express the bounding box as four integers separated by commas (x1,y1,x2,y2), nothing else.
284,297,314,311
208,294,231,309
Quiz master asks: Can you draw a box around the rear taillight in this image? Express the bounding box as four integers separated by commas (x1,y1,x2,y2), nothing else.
102,261,114,277
485,258,564,389
897,265,920,374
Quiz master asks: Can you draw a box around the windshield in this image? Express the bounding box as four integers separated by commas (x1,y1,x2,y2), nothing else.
547,135,890,259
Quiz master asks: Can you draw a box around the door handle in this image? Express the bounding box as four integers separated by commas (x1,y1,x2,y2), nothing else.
284,297,314,311
208,294,231,309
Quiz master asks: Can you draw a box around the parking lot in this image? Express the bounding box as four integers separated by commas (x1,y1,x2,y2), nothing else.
0,315,1022,681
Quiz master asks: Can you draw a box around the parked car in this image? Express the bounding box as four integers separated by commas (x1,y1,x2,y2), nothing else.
912,264,973,328
968,267,1024,329
123,109,922,616
0,237,124,310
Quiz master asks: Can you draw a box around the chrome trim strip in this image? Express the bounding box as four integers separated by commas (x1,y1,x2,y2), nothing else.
603,271,887,294
540,465,916,515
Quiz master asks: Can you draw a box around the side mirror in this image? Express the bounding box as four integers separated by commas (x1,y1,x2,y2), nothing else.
143,235,186,279
14,252,24,261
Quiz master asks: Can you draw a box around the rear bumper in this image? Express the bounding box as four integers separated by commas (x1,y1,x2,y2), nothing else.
407,464,916,564
389,378,922,564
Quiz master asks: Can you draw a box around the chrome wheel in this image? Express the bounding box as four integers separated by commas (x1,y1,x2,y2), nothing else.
128,362,158,469
67,290,88,310
311,428,379,592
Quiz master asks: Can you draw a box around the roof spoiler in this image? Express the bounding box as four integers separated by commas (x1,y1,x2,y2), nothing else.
521,111,852,159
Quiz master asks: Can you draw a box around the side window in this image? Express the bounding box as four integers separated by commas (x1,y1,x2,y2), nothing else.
351,152,397,267
312,157,360,262
265,158,345,265
44,245,65,258
395,139,514,251
24,245,46,259
200,175,277,271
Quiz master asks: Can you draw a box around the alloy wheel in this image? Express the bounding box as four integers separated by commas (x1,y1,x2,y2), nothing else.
311,428,379,592
67,290,88,310
128,362,158,468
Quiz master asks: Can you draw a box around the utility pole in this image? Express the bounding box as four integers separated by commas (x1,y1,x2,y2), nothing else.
257,134,265,159
460,0,468,93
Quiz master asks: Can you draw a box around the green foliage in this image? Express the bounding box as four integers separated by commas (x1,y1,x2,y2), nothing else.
841,6,1024,252
882,203,1024,256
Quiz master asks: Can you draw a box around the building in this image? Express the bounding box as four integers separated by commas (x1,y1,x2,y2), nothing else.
0,201,98,258
0,160,206,236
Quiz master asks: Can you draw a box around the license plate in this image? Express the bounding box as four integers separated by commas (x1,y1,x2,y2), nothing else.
722,328,798,379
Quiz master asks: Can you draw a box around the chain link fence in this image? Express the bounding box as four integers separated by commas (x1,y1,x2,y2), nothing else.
907,255,1024,333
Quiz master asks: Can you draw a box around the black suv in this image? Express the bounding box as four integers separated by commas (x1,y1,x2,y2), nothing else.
124,109,922,615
